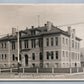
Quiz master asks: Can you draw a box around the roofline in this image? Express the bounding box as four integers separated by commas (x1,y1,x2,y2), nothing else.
0,32,69,41
0,25,81,41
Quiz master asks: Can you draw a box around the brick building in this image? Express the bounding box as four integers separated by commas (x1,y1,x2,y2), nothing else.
0,21,81,68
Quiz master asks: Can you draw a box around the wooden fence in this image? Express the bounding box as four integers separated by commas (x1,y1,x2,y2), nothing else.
0,67,84,74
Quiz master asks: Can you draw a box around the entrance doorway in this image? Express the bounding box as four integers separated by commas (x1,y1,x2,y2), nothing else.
25,54,28,66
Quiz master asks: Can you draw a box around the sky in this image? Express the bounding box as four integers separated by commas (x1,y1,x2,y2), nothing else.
0,0,84,3
0,4,84,47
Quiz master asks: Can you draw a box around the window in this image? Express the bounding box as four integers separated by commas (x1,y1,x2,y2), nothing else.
5,43,6,48
39,52,43,60
20,41,22,49
46,63,49,68
31,39,36,48
72,40,74,48
12,41,15,50
19,54,21,61
31,30,36,35
78,54,79,60
75,42,77,49
78,43,79,50
4,64,6,67
51,51,54,59
75,53,77,59
38,38,42,47
63,63,65,67
16,57,18,61
75,63,77,67
63,38,65,44
51,38,54,46
76,53,78,60
67,63,68,67
56,51,58,59
24,40,28,48
66,39,68,45
2,54,3,59
66,51,68,57
63,51,65,57
46,52,49,60
32,53,35,60
46,38,49,46
55,37,58,46
72,33,74,38
72,52,74,59
5,54,7,59
1,43,3,48
40,63,43,67
12,54,15,61
32,63,35,67
55,63,58,68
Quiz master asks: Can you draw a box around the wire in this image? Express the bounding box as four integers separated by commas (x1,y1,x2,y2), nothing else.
0,33,12,37
57,22,84,27
0,22,84,37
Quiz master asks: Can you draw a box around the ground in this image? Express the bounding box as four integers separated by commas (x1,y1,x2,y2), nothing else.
0,72,84,81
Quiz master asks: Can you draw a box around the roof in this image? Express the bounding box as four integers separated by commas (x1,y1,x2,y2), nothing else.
0,25,81,41
76,37,82,41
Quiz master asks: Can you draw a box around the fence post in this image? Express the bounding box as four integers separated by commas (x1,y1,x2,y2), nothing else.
0,68,1,73
37,68,38,74
10,68,12,73
77,67,79,73
83,68,84,72
52,67,54,74
23,68,24,73
70,68,72,74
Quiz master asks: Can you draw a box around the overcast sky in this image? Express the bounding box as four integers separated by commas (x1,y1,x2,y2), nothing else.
0,4,84,48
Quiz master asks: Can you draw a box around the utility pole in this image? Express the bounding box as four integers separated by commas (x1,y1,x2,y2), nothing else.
38,15,40,27
17,27,20,73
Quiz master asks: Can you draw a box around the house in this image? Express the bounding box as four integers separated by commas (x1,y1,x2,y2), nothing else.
0,21,81,68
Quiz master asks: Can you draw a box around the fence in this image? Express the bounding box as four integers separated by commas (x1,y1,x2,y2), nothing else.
0,67,84,74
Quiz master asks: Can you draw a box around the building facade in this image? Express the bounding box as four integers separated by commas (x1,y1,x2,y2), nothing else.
0,21,81,68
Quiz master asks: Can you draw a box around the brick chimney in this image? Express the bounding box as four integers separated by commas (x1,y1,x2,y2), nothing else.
31,26,34,29
73,29,76,35
46,21,52,31
72,29,76,38
12,28,16,36
68,26,71,35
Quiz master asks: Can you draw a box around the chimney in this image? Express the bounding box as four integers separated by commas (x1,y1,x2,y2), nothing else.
68,26,71,35
31,26,34,29
7,34,10,38
46,21,52,31
72,29,76,37
73,29,75,34
44,24,47,27
26,27,28,30
12,28,16,36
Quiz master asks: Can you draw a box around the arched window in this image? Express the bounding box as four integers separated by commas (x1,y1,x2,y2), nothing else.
5,43,6,48
19,54,21,61
32,53,35,60
12,54,15,61
5,54,7,59
2,54,3,59
39,52,43,60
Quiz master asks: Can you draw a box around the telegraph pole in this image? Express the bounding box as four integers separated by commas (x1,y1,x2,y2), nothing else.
38,15,40,27
17,27,20,73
